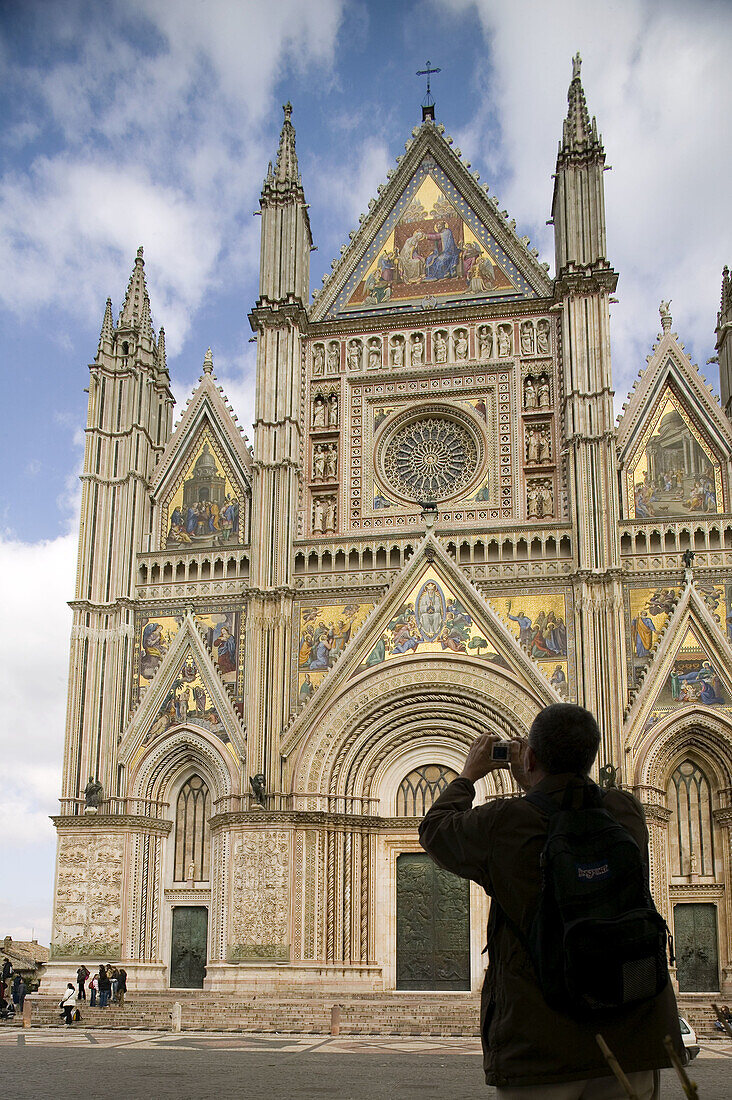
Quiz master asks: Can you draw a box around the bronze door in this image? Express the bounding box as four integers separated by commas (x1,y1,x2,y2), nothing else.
396,852,470,990
170,906,208,989
674,902,719,992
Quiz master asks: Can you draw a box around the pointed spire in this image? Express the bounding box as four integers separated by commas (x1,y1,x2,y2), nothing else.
561,52,601,154
119,245,152,329
275,102,299,184
98,297,114,351
157,326,167,373
720,265,732,319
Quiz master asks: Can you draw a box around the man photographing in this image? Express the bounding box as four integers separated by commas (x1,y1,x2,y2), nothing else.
419,703,684,1099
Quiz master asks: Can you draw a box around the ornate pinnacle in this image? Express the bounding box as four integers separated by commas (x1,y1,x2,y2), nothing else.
561,52,600,154
98,296,114,350
157,326,167,373
119,244,152,329
273,101,300,186
202,347,214,374
659,300,672,333
721,266,732,317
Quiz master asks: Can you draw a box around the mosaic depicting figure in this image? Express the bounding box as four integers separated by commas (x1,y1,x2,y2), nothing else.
296,602,374,697
145,654,230,746
139,615,180,681
359,571,504,672
626,586,680,667
630,396,720,518
165,438,241,549
653,629,727,707
347,173,516,309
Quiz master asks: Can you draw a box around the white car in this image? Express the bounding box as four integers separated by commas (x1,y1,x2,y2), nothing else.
678,1016,700,1061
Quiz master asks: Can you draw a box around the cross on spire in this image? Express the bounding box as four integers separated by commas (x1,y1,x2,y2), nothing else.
416,60,441,121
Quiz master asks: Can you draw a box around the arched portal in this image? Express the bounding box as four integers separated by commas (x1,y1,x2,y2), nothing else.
287,658,547,991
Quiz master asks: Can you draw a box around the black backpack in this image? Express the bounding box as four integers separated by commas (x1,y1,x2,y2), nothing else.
519,779,671,1016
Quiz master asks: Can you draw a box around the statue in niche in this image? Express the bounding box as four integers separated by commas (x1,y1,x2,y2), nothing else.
536,319,551,355
527,483,540,518
538,429,551,463
327,392,339,427
454,331,468,360
347,341,361,372
434,331,447,363
312,395,326,427
526,428,540,464
323,444,337,481
368,340,381,369
411,334,424,367
391,339,405,367
83,776,103,811
312,497,326,533
312,445,325,481
497,325,512,357
540,482,554,516
524,377,537,410
520,322,535,356
478,326,492,359
249,774,266,807
327,343,340,373
324,497,337,532
538,376,551,408
313,344,325,375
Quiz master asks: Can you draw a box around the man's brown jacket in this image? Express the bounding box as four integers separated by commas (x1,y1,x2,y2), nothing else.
419,773,684,1088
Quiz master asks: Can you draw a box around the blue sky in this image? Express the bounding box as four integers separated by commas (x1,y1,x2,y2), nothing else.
1,0,731,944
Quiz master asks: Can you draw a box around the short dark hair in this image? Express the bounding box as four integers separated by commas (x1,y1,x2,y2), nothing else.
528,703,600,775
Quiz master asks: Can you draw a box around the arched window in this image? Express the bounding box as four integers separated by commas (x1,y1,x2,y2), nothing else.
396,764,458,817
173,775,211,882
667,761,715,877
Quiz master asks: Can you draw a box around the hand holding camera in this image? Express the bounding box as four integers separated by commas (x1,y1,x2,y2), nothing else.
460,733,520,783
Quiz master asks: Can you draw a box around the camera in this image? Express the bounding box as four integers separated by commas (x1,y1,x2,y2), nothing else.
491,741,511,762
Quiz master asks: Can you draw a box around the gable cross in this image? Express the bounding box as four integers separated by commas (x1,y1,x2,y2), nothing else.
416,60,441,121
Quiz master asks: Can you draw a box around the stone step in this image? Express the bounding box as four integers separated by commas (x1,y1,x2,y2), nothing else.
23,993,481,1035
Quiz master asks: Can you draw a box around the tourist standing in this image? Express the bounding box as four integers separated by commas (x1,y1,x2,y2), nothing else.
116,967,127,1007
60,984,76,1026
98,965,111,1008
89,972,98,1007
76,964,89,1000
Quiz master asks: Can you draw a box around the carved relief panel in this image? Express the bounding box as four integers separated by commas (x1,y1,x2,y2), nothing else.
53,834,124,957
228,829,291,961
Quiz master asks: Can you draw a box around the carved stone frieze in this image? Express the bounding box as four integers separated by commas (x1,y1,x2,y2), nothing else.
228,829,290,961
52,834,124,958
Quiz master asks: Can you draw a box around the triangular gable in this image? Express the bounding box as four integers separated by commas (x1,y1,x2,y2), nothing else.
616,325,731,519
120,612,246,765
282,534,561,757
624,582,732,743
310,122,553,322
150,355,252,548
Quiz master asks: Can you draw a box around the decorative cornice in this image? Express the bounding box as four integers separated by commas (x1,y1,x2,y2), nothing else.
51,815,172,834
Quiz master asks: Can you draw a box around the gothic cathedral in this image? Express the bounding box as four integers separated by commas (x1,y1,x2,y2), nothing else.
48,60,732,1003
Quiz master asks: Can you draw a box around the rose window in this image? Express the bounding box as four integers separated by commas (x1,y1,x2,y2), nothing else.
382,416,479,501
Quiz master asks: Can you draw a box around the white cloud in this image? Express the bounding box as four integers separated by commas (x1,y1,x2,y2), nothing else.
0,532,77,860
436,0,731,405
0,0,347,351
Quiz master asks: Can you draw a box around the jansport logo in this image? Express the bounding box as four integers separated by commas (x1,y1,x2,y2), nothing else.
577,861,610,881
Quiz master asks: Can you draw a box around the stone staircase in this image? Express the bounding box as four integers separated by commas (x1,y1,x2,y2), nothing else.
18,991,730,1040
676,998,730,1039
21,991,482,1035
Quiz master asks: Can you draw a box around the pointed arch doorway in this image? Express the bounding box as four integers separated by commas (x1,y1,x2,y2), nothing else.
396,853,470,989
394,763,470,990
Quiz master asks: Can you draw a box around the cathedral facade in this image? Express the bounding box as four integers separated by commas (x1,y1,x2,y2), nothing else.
47,60,732,1002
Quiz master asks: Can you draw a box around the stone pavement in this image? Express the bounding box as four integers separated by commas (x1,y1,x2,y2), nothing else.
0,1028,730,1098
